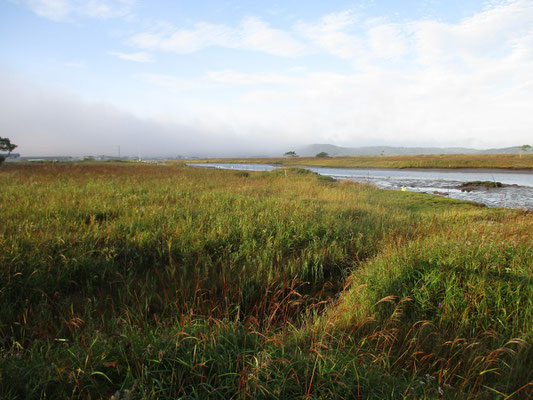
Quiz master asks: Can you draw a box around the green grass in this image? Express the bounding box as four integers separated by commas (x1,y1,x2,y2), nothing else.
190,153,533,170
0,163,531,399
323,216,532,397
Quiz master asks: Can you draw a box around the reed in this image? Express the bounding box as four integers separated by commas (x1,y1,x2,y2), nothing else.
0,163,531,398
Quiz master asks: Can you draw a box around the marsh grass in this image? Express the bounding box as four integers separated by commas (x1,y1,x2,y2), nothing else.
321,213,533,397
458,181,504,191
0,163,531,398
190,153,533,170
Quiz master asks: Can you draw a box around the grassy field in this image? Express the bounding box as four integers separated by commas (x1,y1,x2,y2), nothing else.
0,163,531,399
190,153,533,170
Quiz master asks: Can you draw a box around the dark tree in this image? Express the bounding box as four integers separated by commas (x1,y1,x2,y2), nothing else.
284,151,298,157
315,152,329,158
0,137,17,165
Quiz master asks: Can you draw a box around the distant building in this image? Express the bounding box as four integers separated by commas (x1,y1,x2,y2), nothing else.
23,156,73,162
94,155,118,161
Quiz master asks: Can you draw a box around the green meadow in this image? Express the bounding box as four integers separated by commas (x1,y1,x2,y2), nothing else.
0,163,531,399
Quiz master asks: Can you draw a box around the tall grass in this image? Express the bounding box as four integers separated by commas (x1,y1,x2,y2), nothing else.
0,163,531,398
320,211,532,397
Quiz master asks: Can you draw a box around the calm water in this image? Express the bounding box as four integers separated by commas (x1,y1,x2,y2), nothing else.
189,163,533,209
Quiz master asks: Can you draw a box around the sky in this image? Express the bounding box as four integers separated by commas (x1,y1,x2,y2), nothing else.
1,0,532,157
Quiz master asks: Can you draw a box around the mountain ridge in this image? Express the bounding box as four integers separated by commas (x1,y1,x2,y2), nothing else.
295,144,526,157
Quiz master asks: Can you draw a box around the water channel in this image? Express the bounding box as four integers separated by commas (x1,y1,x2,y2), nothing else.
189,163,533,210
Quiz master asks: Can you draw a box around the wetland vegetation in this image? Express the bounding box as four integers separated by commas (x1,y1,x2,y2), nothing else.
191,153,533,170
457,181,504,191
0,163,531,399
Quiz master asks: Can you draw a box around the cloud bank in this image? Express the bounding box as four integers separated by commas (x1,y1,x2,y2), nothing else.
0,72,290,157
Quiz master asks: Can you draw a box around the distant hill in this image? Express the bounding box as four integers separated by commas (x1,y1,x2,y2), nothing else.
296,144,524,157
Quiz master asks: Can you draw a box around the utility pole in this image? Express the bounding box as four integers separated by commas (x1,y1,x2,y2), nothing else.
118,145,121,159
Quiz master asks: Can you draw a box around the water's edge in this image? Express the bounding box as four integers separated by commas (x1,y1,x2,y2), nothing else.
188,163,533,210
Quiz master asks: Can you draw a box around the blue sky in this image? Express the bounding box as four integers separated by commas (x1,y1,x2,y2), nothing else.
1,0,532,156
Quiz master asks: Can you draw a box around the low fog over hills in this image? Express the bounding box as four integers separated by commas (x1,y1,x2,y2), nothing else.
295,144,526,158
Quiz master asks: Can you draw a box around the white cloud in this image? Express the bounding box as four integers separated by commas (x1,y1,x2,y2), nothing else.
24,0,71,21
138,59,532,149
129,17,308,57
140,70,300,92
238,17,307,57
412,0,533,65
206,70,300,85
368,24,407,58
22,0,135,22
108,51,154,63
130,22,233,53
141,74,201,91
295,10,365,61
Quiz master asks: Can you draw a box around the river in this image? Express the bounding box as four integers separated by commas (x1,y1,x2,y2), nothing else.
188,163,533,210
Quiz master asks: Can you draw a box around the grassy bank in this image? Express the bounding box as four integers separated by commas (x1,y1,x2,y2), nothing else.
0,163,531,398
189,153,533,170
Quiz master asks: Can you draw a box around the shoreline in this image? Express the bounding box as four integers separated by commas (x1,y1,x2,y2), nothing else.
189,162,533,209
187,160,533,173
285,165,533,173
